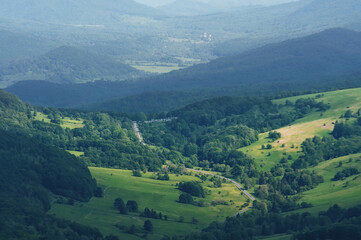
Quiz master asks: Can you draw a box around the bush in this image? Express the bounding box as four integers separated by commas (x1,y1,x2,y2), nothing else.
179,193,194,204
178,181,205,198
144,220,153,232
132,170,142,177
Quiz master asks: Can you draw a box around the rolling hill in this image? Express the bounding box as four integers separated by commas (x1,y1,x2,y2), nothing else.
211,0,361,56
0,30,56,63
0,0,165,24
6,28,361,110
0,46,142,87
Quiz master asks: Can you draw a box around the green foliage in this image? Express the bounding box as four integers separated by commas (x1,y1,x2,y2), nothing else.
126,200,138,212
132,169,142,177
114,198,128,214
144,220,153,232
333,168,360,181
178,193,194,204
268,131,281,141
178,181,205,198
181,204,361,240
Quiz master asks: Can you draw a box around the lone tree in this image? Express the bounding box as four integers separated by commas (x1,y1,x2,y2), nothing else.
144,220,153,232
114,198,128,214
126,200,138,212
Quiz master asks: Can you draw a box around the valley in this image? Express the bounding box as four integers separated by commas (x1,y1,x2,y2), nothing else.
1,1,361,239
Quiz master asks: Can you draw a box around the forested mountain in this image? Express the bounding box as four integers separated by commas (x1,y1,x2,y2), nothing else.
0,0,165,24
6,28,361,111
0,90,113,239
155,28,361,90
0,46,142,87
82,91,212,113
0,30,56,64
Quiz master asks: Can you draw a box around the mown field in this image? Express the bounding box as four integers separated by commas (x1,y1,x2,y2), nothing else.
50,168,249,240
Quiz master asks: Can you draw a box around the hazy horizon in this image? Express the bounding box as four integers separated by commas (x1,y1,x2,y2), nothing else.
134,0,300,8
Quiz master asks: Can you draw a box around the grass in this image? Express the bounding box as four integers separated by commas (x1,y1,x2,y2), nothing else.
33,112,84,129
238,87,361,213
60,117,84,129
292,153,361,215
240,87,361,170
67,150,85,157
50,168,248,240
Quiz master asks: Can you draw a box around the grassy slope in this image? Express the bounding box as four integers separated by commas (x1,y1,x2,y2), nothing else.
241,88,361,170
50,168,248,240
296,153,361,214
240,88,361,240
34,111,84,129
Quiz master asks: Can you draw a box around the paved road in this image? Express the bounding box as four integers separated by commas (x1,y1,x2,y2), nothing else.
133,122,146,145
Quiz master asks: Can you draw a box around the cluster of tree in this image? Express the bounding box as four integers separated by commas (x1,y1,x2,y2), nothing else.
0,90,179,172
140,208,167,221
268,131,281,141
140,96,329,174
293,135,361,169
333,167,360,181
0,129,120,239
114,198,138,214
155,172,170,181
256,167,323,212
178,204,361,240
178,181,205,198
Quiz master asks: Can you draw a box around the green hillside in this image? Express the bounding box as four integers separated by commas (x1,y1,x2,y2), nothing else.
236,87,361,212
50,168,249,240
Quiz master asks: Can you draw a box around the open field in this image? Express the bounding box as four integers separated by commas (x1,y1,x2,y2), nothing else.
67,150,85,157
50,168,248,240
239,88,361,214
292,153,361,214
33,111,84,129
60,117,84,129
240,88,361,171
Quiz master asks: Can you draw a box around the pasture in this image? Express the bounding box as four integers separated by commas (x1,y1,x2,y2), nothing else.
50,168,248,240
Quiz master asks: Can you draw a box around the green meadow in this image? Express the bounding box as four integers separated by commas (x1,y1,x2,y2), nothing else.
33,111,84,129
239,88,361,213
50,168,248,240
293,153,361,214
240,87,361,170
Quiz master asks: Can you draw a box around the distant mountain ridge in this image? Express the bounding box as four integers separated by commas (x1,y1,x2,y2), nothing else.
6,28,361,111
0,0,165,24
0,46,141,87
211,0,361,56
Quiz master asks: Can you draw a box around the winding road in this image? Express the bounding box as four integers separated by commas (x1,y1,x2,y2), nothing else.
133,121,255,216
133,122,146,145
